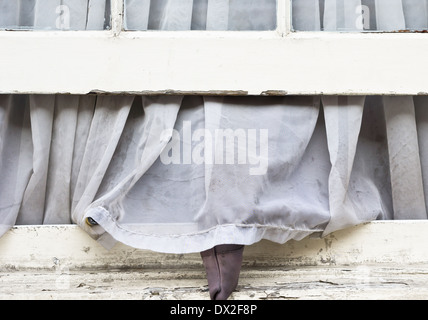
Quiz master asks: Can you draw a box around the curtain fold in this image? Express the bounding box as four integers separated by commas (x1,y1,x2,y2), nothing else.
293,0,428,31
323,0,362,31
0,0,110,30
2,93,426,253
0,95,32,235
292,0,321,31
383,97,427,219
1,2,428,254
322,96,368,234
124,0,277,31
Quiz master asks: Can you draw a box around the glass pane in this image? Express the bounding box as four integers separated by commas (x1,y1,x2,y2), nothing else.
292,0,428,32
124,0,277,31
0,0,111,31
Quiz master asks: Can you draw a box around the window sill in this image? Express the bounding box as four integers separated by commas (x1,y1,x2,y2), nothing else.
1,221,427,299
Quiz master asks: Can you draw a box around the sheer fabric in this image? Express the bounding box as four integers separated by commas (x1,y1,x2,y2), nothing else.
1,2,428,254
0,0,110,30
124,0,277,30
2,94,428,253
292,0,428,31
0,95,134,236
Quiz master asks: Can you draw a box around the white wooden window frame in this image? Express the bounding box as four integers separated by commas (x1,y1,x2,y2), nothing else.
2,1,428,285
1,0,427,96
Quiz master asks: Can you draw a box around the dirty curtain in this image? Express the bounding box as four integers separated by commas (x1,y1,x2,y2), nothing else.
1,0,427,254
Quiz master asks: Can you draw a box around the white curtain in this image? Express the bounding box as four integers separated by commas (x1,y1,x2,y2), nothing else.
124,0,277,30
0,0,110,30
3,93,428,253
293,0,428,31
1,1,428,254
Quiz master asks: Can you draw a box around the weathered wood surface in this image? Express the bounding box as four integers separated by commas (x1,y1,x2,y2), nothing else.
1,265,428,300
1,222,428,300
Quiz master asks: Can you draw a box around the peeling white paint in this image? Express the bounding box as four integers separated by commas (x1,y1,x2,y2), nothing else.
1,221,428,271
1,221,428,299
0,31,427,95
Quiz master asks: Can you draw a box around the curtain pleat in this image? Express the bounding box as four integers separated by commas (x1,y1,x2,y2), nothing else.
160,0,194,30
383,97,427,219
17,95,55,225
415,97,428,215
292,0,321,31
206,0,229,30
375,0,406,31
0,95,32,235
124,0,277,31
124,0,150,30
402,0,428,30
71,96,134,233
0,0,109,30
0,1,19,27
324,0,362,31
322,96,368,234
293,0,428,31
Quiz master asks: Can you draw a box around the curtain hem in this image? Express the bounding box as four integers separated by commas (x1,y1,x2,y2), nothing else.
85,206,324,254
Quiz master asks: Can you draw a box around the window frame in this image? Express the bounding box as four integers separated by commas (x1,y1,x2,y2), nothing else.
2,0,426,96
1,1,428,278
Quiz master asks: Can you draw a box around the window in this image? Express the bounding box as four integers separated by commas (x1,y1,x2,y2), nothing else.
1,0,428,272
124,0,277,31
0,0,111,30
0,0,426,96
292,0,428,32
